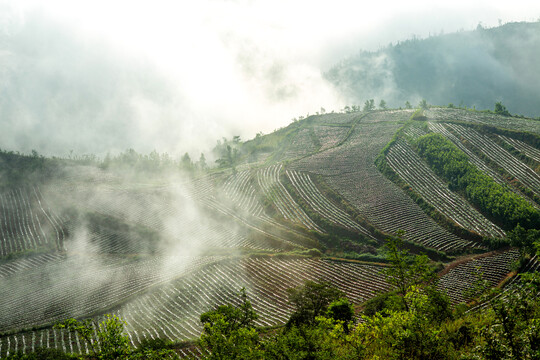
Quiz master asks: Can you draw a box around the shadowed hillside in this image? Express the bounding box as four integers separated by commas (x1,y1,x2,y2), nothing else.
326,21,540,117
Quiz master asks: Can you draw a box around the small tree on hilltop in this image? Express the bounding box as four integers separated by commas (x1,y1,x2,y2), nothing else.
494,101,511,116
180,152,193,172
379,99,387,110
363,99,375,111
215,144,239,174
197,152,207,171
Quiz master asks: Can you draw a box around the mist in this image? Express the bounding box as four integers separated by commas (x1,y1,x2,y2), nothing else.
1,1,540,158
2,1,540,350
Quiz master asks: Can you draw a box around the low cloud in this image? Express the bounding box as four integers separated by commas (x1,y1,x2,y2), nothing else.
1,1,539,158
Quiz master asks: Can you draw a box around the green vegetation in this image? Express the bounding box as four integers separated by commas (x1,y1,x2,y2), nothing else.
10,235,540,360
363,99,375,111
0,149,57,190
193,238,540,360
214,137,241,172
100,149,197,175
199,288,260,359
376,122,487,246
286,280,345,328
383,234,438,310
494,101,511,116
415,133,540,230
24,315,178,360
508,224,540,257
418,99,429,110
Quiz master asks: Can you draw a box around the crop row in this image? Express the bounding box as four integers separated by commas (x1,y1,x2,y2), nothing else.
0,253,65,279
199,196,300,251
428,123,508,185
428,123,539,209
257,165,323,232
386,140,505,238
116,257,390,345
0,327,207,359
467,255,540,313
0,328,75,358
310,112,357,126
291,119,473,252
446,124,540,197
285,170,374,238
402,125,428,139
425,108,540,134
0,254,223,333
497,135,540,163
219,169,301,245
0,257,390,355
59,179,283,253
313,125,350,151
0,187,65,257
281,128,319,160
222,170,265,217
437,248,520,304
361,109,415,124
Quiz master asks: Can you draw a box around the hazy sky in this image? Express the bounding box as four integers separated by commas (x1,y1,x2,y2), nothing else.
1,0,539,157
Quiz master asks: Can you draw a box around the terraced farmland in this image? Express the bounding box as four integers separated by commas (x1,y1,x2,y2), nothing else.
281,128,319,160
313,125,350,151
0,257,391,356
467,255,540,313
257,164,323,232
222,169,265,218
118,257,390,342
0,187,65,257
497,134,540,163
0,254,224,334
386,139,505,238
0,108,538,357
446,123,540,197
427,122,509,185
52,179,285,254
427,122,539,208
426,108,540,134
291,111,472,252
438,249,520,304
286,170,374,238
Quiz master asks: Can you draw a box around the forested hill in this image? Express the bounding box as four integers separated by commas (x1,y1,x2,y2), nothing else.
326,21,540,117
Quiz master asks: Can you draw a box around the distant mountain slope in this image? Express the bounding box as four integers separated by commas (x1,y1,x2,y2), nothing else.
326,22,540,117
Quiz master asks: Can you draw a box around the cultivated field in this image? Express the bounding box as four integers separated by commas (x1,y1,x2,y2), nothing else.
1,108,538,357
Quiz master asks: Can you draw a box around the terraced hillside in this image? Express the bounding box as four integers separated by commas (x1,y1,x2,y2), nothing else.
0,187,66,257
290,111,475,252
438,249,520,304
0,107,538,357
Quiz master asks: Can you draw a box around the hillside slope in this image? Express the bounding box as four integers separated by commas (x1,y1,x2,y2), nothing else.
326,21,540,117
0,108,539,356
